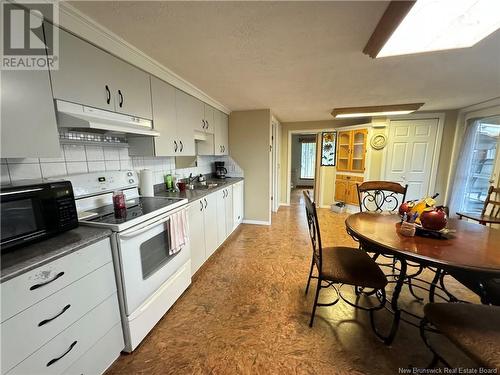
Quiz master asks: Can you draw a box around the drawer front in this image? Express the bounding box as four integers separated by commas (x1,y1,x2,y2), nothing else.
6,293,121,375
64,323,123,375
1,262,117,374
1,238,112,322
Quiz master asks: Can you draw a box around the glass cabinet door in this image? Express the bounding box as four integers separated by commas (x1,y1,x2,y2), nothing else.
337,131,351,171
351,129,367,172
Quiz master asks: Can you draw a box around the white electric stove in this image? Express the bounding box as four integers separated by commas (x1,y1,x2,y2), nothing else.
62,171,191,352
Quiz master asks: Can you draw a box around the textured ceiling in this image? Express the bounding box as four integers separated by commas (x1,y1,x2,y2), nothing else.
70,1,500,122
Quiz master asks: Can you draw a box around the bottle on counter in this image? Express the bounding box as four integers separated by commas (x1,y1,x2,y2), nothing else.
165,173,173,191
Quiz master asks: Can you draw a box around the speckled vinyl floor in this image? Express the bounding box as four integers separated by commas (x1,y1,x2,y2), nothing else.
106,189,478,375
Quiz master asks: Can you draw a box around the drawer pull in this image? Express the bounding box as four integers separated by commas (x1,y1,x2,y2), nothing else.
30,272,65,291
46,340,77,367
38,304,71,327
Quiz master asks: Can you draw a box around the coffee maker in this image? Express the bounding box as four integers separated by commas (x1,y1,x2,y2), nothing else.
214,161,228,179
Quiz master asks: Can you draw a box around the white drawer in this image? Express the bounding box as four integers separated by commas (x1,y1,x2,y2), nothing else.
1,238,112,322
6,293,121,375
1,262,117,374
64,323,123,375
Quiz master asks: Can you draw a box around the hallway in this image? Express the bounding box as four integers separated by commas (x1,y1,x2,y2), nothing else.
106,203,476,374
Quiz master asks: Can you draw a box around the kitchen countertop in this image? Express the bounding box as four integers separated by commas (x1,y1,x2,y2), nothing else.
155,177,244,203
1,226,112,283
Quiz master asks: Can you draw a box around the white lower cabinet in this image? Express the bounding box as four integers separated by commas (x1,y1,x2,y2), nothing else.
225,187,234,236
188,182,244,276
0,238,124,375
187,200,206,275
215,189,227,247
233,181,244,228
203,194,218,258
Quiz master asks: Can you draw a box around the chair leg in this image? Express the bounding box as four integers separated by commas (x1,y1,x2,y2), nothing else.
419,317,452,368
309,278,321,327
305,257,315,295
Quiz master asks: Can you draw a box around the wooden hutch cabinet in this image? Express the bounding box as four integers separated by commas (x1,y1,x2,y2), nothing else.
334,128,367,206
334,174,364,206
336,129,367,172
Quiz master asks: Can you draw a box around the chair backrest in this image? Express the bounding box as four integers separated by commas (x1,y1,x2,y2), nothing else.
357,181,408,212
303,191,322,272
482,186,500,218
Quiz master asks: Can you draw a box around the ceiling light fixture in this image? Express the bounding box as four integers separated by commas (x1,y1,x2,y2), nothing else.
364,0,500,58
331,103,424,119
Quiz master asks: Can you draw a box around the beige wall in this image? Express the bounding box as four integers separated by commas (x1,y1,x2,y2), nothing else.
229,109,271,223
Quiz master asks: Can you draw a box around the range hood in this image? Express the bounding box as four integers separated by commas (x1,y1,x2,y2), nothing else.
55,100,160,137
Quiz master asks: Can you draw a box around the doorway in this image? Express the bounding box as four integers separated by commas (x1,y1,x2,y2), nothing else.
290,133,316,205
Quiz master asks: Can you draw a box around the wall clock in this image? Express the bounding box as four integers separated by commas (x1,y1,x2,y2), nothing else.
370,133,387,150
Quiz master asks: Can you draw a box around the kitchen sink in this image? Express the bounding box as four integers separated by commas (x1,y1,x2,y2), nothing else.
193,183,219,190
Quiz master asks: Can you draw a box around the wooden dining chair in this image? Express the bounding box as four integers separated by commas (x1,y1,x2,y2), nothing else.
420,303,500,368
457,185,500,225
302,191,387,327
356,181,408,213
356,181,408,273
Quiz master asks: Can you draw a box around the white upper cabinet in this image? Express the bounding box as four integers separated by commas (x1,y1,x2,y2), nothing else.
150,77,177,156
203,104,215,134
175,89,199,155
51,29,152,119
110,58,152,119
214,110,229,156
1,69,60,158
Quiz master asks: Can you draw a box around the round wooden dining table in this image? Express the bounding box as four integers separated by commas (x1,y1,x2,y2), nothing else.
345,211,500,344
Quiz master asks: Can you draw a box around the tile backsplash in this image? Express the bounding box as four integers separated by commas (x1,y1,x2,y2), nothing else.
1,143,243,185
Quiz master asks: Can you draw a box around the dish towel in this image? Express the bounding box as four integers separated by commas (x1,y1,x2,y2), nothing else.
169,209,189,255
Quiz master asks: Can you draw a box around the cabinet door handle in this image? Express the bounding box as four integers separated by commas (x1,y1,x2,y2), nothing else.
174,141,178,152
30,271,64,291
38,304,71,327
180,141,183,152
204,198,207,208
223,146,225,153
206,121,209,129
118,90,123,108
46,341,77,367
200,200,203,211
202,120,206,129
105,85,111,104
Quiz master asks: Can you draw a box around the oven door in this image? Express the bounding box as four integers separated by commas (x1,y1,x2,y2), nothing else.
117,209,190,315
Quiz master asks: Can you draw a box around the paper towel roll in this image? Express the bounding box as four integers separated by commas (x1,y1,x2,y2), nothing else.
139,169,154,197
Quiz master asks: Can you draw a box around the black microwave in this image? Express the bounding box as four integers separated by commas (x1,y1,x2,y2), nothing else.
0,180,78,252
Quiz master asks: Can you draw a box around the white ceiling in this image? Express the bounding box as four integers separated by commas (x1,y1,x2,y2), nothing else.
70,1,500,122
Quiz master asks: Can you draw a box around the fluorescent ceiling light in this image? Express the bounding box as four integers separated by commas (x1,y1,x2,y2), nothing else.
378,0,500,57
331,103,424,119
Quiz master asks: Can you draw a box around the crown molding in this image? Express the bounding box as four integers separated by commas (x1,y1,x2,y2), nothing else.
55,2,230,114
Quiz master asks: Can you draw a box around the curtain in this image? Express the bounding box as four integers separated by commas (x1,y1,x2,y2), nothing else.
448,120,480,216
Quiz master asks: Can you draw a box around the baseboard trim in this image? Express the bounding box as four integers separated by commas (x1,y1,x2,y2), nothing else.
280,203,290,207
242,220,271,226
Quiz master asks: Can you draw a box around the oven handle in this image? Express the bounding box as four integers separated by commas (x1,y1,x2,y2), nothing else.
120,215,171,239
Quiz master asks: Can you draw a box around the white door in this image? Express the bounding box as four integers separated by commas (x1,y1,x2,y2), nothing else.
225,187,234,236
187,201,206,276
151,77,178,156
385,119,439,200
271,121,280,212
215,189,227,246
233,181,244,225
203,194,218,257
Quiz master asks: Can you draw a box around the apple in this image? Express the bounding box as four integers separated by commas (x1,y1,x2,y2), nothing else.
420,207,448,231
399,201,415,217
